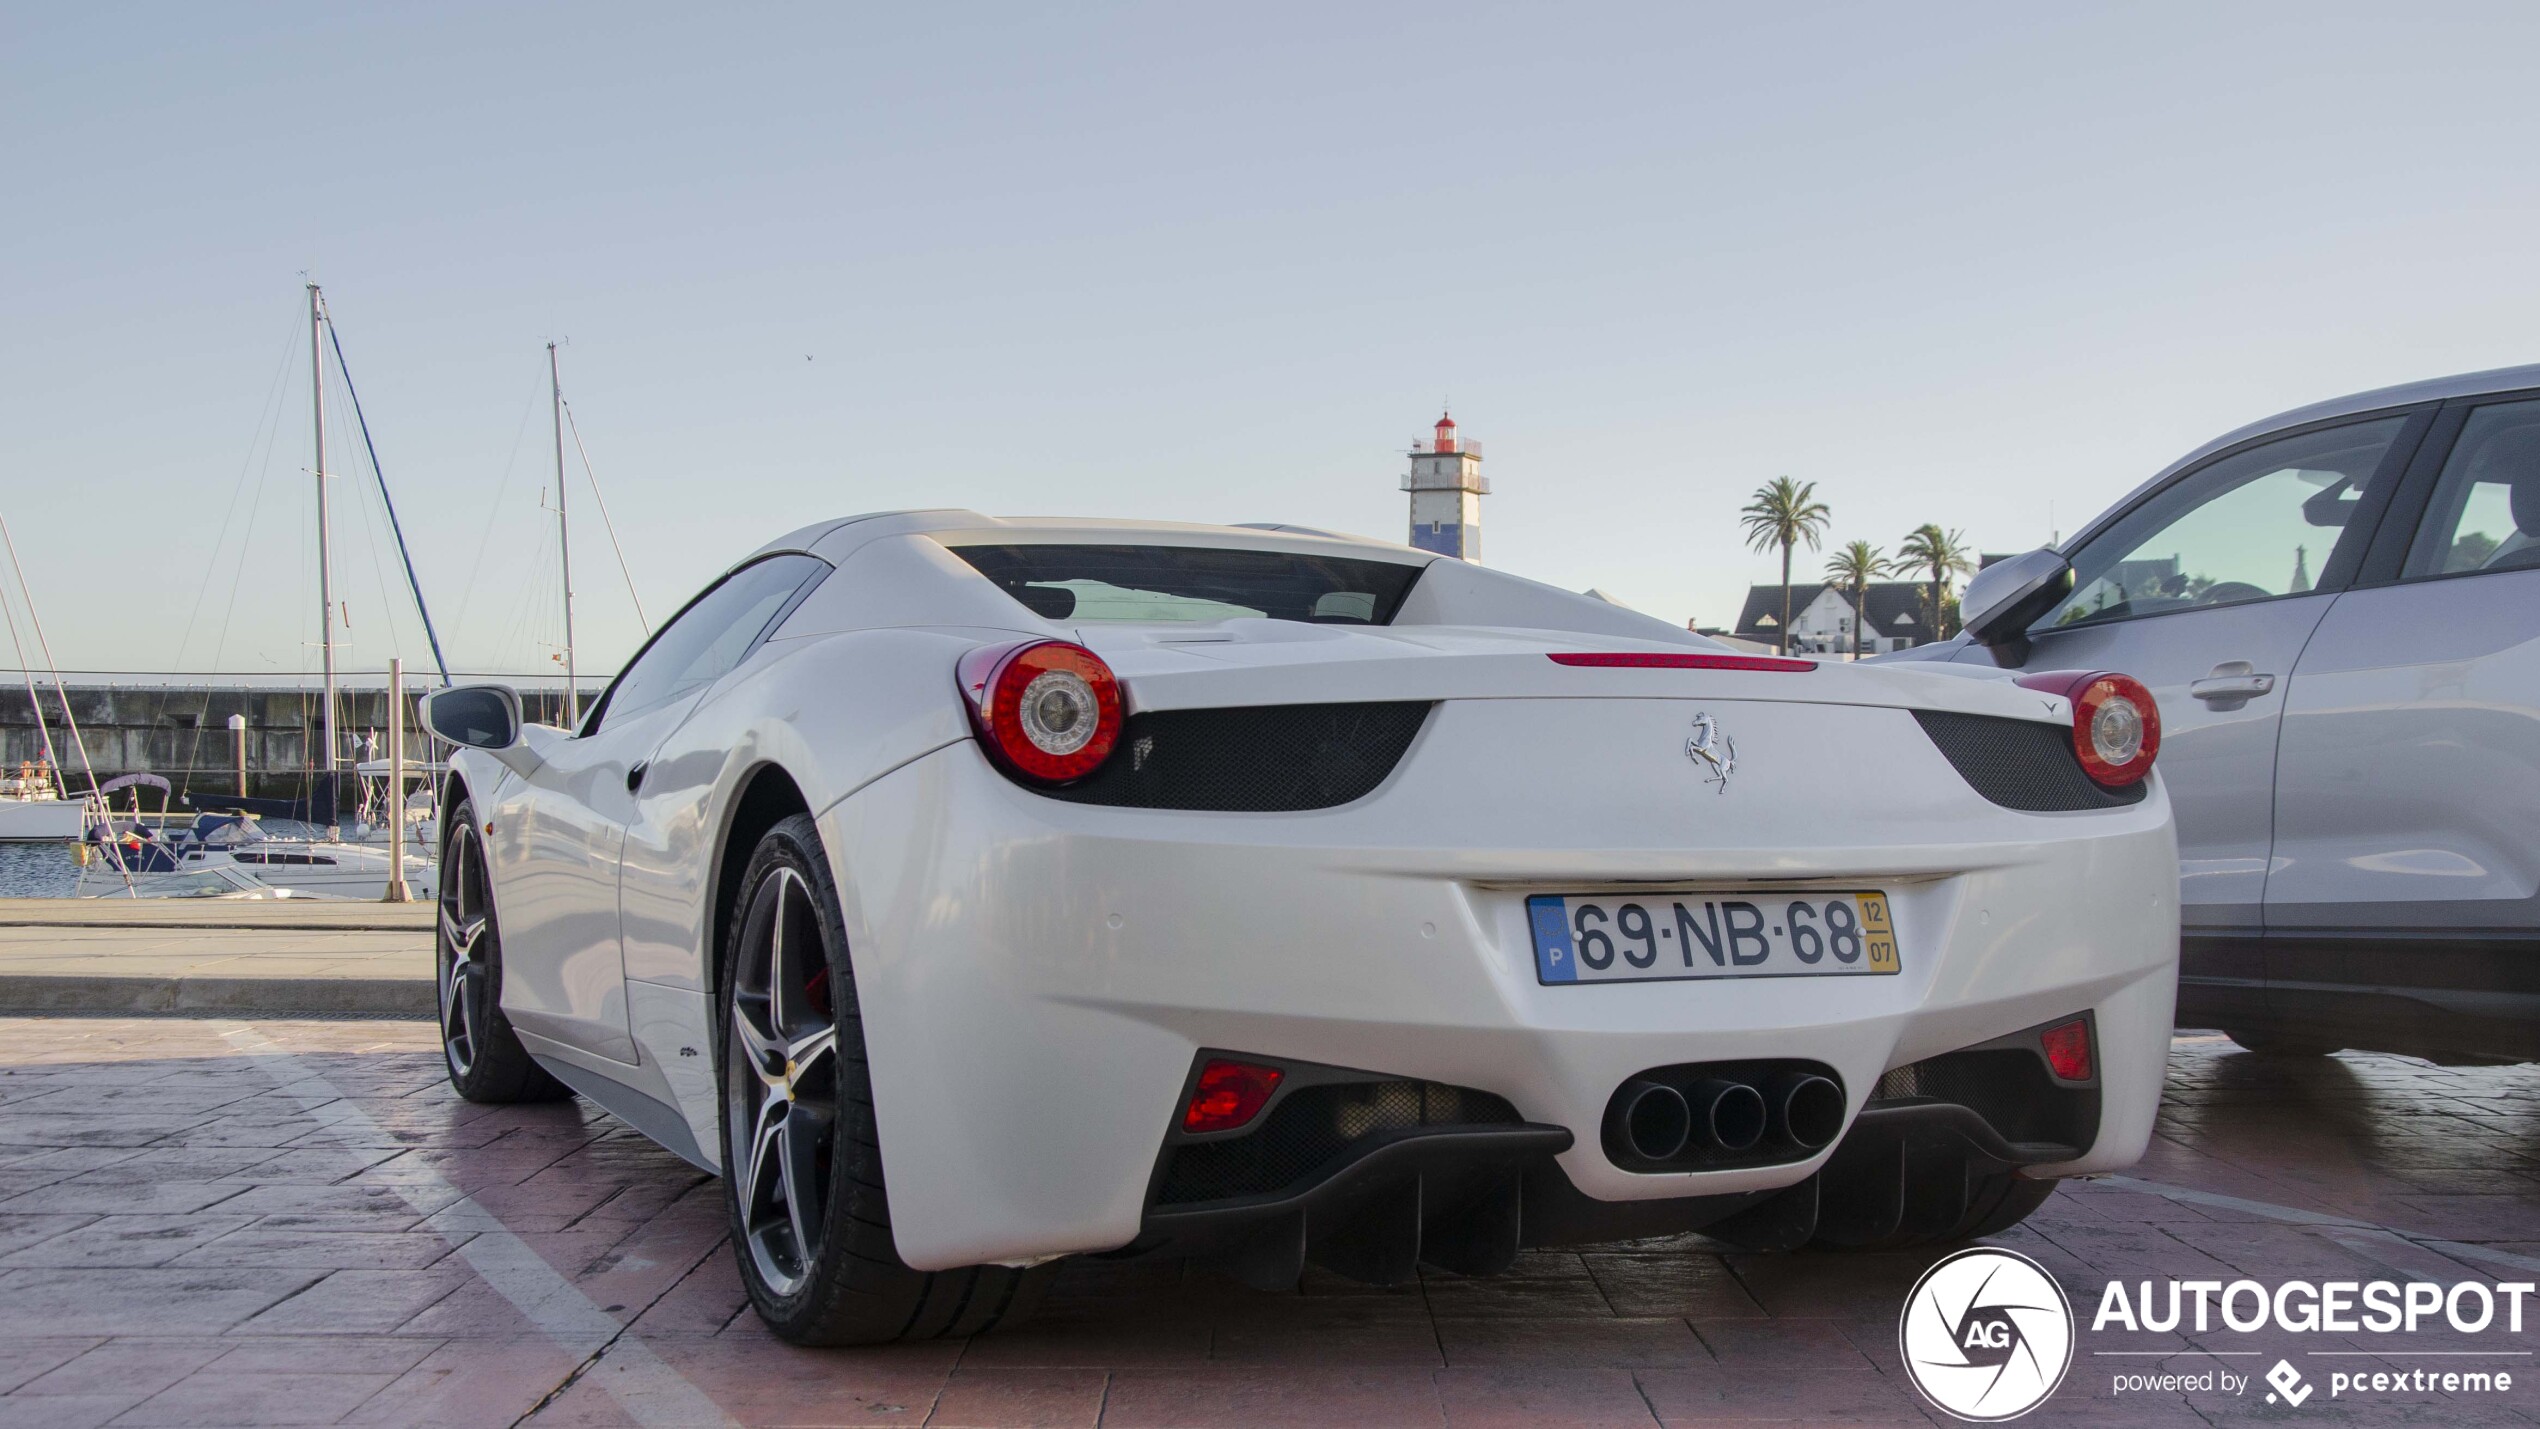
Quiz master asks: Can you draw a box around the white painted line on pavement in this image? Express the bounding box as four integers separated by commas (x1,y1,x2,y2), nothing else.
2103,1173,2540,1281
2097,1175,2374,1229
220,1022,740,1429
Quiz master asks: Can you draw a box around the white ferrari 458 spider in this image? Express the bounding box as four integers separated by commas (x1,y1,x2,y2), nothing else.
420,511,2177,1345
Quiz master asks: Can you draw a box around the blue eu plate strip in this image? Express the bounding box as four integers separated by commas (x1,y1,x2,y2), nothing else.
1528,895,1577,984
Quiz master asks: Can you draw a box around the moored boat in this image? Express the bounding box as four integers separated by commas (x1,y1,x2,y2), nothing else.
0,762,90,841
78,809,437,901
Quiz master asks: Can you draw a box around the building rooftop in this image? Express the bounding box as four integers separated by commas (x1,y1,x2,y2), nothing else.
1733,580,1932,639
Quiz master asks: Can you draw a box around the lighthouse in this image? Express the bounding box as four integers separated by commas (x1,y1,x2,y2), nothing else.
1403,410,1488,561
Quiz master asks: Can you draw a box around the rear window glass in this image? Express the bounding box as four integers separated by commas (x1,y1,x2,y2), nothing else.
950,544,1425,625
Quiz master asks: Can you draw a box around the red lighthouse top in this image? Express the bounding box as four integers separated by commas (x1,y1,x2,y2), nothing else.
1433,410,1458,454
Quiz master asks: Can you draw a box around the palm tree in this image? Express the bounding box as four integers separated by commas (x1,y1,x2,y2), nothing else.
1823,540,1890,660
1739,478,1832,654
1897,524,1976,642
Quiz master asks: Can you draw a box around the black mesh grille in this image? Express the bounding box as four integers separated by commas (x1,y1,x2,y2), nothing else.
1045,702,1432,812
1912,710,2147,812
1155,1080,1521,1205
1873,1048,2096,1150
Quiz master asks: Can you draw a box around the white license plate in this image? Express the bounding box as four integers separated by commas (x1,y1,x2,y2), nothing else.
1529,891,1900,985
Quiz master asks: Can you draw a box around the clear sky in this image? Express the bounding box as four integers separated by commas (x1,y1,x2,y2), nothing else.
5,3,2537,678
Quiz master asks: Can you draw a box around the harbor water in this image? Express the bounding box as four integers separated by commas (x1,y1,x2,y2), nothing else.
0,843,81,898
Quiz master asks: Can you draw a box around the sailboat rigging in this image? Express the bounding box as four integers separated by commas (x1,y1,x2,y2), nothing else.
549,341,579,727
175,284,447,828
71,293,647,898
325,309,451,683
540,344,651,725
310,283,341,822
559,397,650,635
86,282,451,898
0,514,119,865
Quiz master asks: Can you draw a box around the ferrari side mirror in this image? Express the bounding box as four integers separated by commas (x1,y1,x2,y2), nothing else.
423,685,524,751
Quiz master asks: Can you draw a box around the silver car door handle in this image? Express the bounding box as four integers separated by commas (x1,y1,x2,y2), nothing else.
2188,674,2275,702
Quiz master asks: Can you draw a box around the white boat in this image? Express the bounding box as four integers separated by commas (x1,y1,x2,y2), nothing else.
0,764,89,841
79,809,437,901
186,824,439,902
80,861,308,899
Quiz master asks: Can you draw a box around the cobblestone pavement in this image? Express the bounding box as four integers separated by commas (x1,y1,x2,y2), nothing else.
3,1019,2539,1427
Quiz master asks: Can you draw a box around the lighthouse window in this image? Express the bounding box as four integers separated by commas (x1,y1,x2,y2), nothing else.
951,544,1425,626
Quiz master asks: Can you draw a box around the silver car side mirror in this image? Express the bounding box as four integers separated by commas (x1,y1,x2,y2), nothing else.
424,684,550,777
1960,548,2072,668
423,685,524,751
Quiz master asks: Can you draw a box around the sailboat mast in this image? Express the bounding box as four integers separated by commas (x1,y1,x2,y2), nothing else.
310,283,340,813
550,342,578,728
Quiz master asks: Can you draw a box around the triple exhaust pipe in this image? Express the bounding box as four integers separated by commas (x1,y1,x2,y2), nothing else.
1606,1070,1846,1165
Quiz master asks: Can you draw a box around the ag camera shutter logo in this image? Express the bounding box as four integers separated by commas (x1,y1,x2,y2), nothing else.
1900,1247,2075,1421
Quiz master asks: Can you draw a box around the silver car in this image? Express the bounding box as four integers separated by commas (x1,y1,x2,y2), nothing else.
1886,364,2540,1062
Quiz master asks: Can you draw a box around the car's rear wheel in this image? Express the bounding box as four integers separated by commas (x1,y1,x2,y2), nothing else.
437,799,571,1104
2224,1027,2344,1058
720,813,1052,1346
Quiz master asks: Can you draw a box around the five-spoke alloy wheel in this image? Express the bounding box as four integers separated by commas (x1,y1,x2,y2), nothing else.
439,819,492,1078
725,864,840,1298
436,798,569,1103
718,813,1051,1345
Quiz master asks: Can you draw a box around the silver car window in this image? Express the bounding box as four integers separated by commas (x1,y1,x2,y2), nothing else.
587,554,828,731
2402,400,2540,578
948,544,1426,625
2042,418,2406,630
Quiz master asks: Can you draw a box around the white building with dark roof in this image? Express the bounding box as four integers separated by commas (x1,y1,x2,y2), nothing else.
1733,580,1936,656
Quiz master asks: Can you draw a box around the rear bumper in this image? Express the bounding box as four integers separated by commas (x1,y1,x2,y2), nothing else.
819,697,2179,1271
1119,1018,2105,1284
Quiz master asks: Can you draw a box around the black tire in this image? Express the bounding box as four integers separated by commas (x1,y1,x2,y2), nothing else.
2224,1027,2343,1058
719,813,1052,1346
437,798,572,1104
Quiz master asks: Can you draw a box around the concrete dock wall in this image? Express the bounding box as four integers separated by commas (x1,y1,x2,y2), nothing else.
0,683,581,798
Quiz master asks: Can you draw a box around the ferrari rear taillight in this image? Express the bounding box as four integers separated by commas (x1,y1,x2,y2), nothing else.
957,639,1123,785
2014,668,2161,788
2040,1018,2094,1082
1183,1059,1283,1133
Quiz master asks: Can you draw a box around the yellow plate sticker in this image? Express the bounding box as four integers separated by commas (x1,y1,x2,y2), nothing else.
1859,892,1900,972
